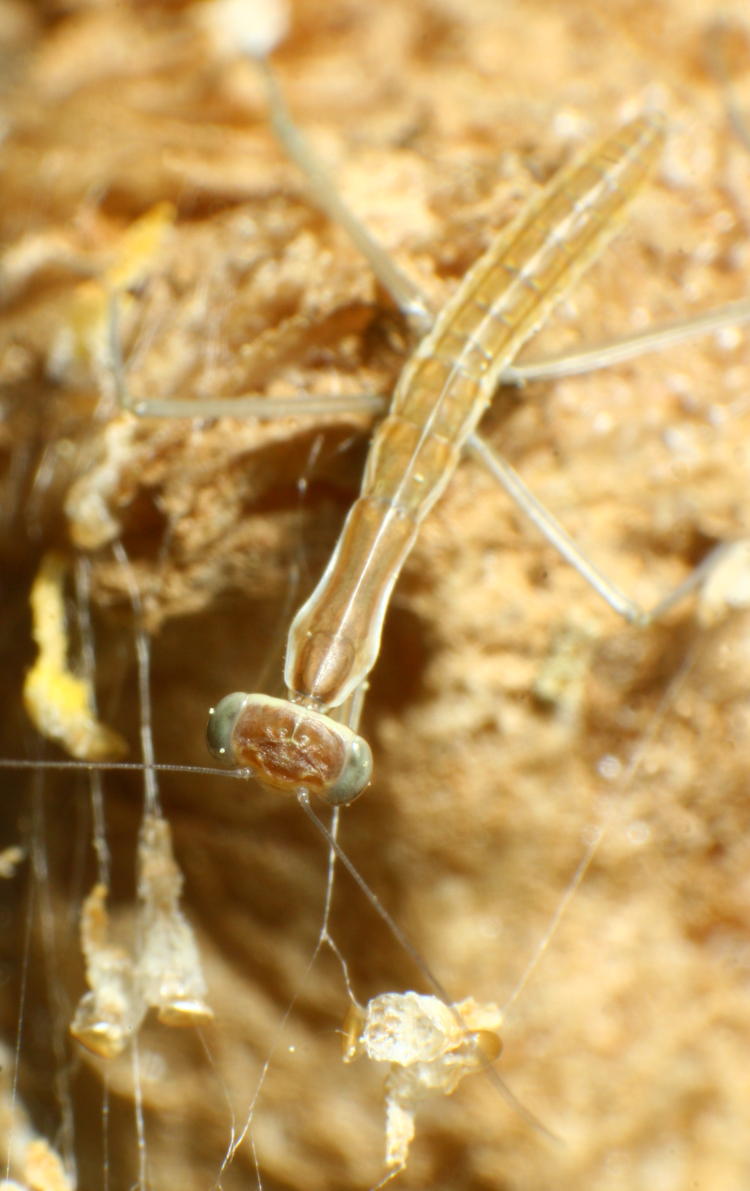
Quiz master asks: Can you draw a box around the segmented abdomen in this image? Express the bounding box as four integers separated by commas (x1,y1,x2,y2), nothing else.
286,115,665,709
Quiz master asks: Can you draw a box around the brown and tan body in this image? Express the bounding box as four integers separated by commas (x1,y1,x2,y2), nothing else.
208,115,665,803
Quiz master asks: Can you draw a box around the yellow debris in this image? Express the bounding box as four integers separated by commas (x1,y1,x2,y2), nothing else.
0,846,25,878
23,552,127,760
62,201,175,367
23,1139,74,1191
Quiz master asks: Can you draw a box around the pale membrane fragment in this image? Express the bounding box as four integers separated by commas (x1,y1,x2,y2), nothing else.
64,417,140,550
72,819,212,1057
197,0,290,58
0,1049,74,1190
697,539,750,627
0,1042,35,1181
19,1140,75,1191
69,883,145,1059
344,992,502,1171
137,815,213,1026
0,846,25,879
23,552,127,761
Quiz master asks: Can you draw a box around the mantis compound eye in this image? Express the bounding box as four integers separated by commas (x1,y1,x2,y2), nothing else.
206,691,247,765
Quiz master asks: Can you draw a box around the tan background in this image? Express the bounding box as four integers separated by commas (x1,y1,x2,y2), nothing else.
1,0,750,1188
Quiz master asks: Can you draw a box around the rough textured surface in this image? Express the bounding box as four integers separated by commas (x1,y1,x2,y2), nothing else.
1,1,750,1189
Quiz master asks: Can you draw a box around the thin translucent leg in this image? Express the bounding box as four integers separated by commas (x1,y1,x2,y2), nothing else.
255,56,433,332
256,54,750,389
466,431,734,626
368,1163,405,1191
109,288,750,424
106,293,386,420
502,298,750,383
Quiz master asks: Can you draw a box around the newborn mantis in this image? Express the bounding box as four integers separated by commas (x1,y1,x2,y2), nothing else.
172,61,750,806
6,20,750,1189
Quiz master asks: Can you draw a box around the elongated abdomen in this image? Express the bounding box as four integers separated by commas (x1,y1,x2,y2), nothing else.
284,114,665,712
209,114,666,801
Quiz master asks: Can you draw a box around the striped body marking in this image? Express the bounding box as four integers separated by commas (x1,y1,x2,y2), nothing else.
207,115,665,805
